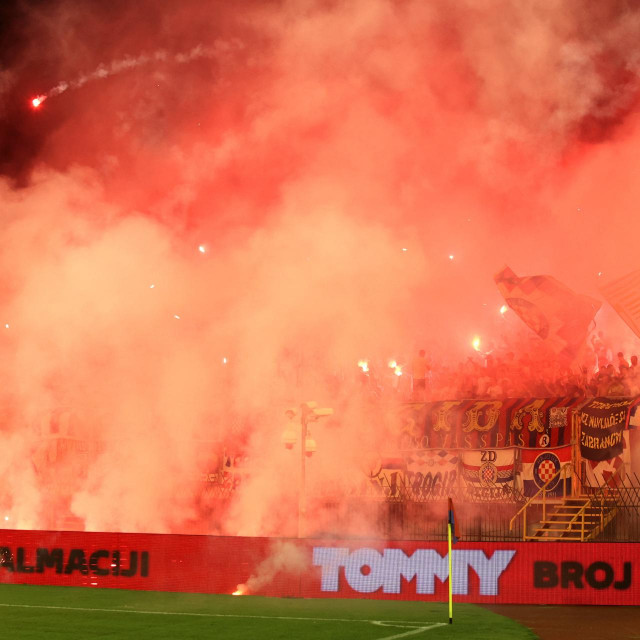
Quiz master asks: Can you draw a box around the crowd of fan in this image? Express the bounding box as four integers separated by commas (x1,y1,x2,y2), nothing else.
406,334,640,401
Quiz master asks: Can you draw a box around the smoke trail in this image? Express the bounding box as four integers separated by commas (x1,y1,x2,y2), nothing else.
34,40,243,106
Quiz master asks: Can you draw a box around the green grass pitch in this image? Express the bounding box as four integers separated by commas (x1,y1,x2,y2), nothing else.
0,584,536,639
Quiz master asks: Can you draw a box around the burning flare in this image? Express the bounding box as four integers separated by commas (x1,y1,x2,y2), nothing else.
472,335,481,351
232,583,248,596
30,95,47,109
388,360,402,376
357,359,369,373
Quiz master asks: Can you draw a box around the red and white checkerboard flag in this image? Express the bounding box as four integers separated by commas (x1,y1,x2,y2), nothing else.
599,270,640,340
494,265,601,360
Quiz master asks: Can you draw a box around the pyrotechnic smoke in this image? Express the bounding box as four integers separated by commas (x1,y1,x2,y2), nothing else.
0,0,640,536
236,540,308,595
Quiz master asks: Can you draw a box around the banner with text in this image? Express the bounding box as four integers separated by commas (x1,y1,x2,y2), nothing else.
399,397,577,450
0,530,638,605
578,397,640,462
585,431,630,487
461,449,515,497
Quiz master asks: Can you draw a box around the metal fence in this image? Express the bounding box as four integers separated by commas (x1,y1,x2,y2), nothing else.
194,470,640,542
306,471,640,541
576,470,640,542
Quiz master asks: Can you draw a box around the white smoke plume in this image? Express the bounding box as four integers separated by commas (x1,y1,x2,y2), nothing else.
237,540,308,595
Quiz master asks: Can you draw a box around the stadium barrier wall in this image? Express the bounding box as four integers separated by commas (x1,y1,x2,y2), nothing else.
0,529,637,605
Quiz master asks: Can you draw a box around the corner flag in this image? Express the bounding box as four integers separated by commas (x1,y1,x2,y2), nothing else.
448,497,459,544
447,497,459,624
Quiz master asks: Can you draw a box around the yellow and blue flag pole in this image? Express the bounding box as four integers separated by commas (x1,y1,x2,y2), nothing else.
447,518,453,624
447,497,459,624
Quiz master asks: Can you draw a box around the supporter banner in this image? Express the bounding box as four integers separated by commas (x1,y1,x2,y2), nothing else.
369,451,459,498
522,446,572,498
398,397,577,450
578,397,640,462
403,450,459,498
494,265,600,360
0,530,638,605
585,432,630,488
369,455,406,497
461,449,514,493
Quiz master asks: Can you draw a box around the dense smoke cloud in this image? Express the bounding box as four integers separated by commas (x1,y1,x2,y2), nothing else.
1,0,640,535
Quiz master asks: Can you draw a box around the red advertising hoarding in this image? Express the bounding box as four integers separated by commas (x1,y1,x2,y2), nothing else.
0,530,637,605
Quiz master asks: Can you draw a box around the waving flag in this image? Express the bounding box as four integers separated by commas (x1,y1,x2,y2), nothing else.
599,269,640,340
494,265,600,360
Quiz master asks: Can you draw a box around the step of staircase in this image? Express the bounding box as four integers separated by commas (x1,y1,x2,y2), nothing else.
525,533,586,542
528,494,616,541
545,518,601,525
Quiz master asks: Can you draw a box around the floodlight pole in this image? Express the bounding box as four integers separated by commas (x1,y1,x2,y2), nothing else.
298,404,310,538
283,402,331,538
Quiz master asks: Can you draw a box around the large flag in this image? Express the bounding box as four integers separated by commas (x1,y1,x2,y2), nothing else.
521,446,572,498
461,449,515,495
599,269,640,340
494,266,601,360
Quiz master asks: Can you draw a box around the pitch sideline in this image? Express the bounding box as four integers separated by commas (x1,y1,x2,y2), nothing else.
0,602,447,637
371,620,448,639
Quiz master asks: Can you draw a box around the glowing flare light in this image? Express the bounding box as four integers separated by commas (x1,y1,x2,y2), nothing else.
472,336,481,351
357,360,369,374
388,360,402,376
232,584,248,596
31,96,45,109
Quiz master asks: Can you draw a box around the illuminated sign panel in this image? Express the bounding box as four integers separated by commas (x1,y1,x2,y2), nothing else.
0,530,636,604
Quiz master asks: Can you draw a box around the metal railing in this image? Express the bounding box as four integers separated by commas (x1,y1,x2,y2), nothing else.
568,464,623,540
359,472,526,504
191,463,640,541
509,463,572,540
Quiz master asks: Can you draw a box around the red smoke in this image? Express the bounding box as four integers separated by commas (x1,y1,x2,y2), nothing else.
0,0,639,536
